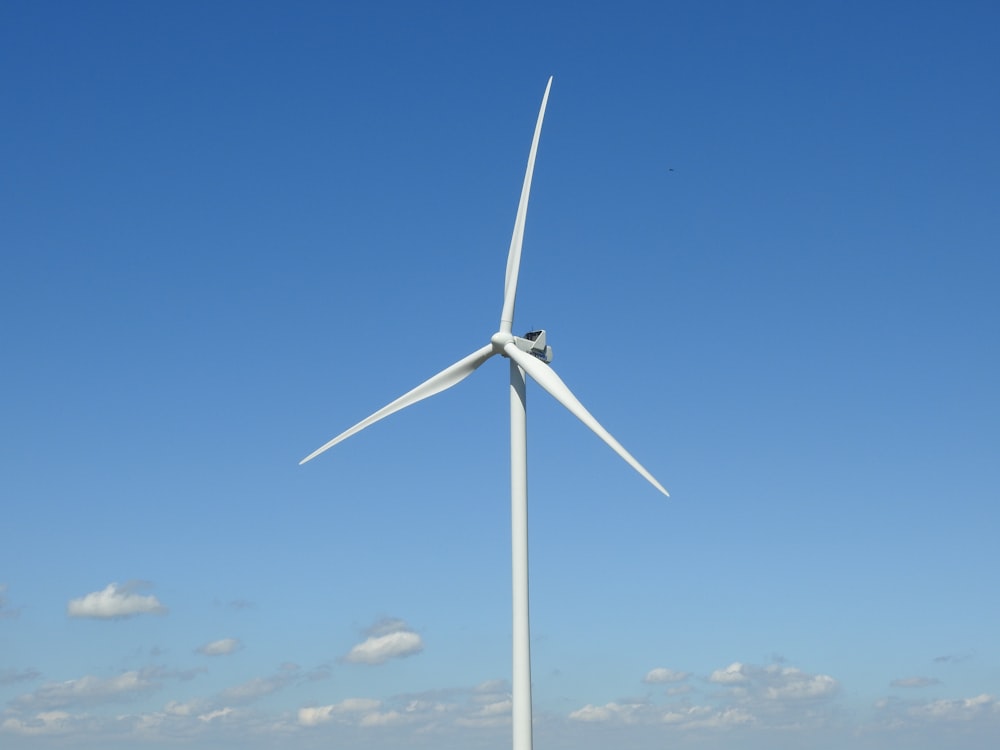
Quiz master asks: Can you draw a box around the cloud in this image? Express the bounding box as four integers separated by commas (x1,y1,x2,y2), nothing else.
13,669,163,711
568,701,757,730
908,693,999,722
709,662,750,684
343,618,424,665
298,680,511,732
760,667,838,701
67,582,167,619
299,698,383,726
644,667,690,684
1,711,77,736
196,638,242,656
0,667,41,686
298,700,411,730
873,692,1000,732
933,652,972,664
0,583,21,618
454,696,512,729
569,702,647,724
709,662,838,701
218,664,299,704
569,660,839,735
891,676,941,688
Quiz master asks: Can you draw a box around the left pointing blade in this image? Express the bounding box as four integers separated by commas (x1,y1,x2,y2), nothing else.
503,343,669,496
300,344,496,465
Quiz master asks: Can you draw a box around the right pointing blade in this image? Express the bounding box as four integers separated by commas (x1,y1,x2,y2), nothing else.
301,343,496,465
499,76,553,335
503,342,669,496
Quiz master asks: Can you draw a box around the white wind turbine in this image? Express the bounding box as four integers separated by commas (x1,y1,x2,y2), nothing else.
300,77,668,750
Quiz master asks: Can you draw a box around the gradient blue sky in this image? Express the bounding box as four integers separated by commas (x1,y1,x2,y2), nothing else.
2,1,998,748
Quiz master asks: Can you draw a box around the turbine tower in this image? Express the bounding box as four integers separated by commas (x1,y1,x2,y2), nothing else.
300,77,668,750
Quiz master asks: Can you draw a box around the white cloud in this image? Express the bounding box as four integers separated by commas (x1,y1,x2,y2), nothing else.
709,662,838,702
298,681,514,733
473,679,509,696
709,662,749,684
569,702,649,724
359,710,407,727
568,660,839,735
688,707,756,729
661,705,713,725
165,700,197,716
1,711,76,736
455,697,512,728
218,665,298,704
13,669,162,710
891,676,941,688
67,582,167,619
344,619,423,665
909,693,999,721
569,703,622,723
644,667,690,684
299,698,383,726
760,667,838,701
197,638,242,656
199,707,236,723
570,700,758,730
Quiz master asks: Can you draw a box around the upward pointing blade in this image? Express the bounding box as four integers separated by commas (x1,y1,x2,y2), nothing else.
499,76,553,335
300,344,496,465
503,343,669,497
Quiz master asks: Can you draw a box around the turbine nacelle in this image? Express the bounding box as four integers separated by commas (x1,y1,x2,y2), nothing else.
492,330,554,364
515,329,553,364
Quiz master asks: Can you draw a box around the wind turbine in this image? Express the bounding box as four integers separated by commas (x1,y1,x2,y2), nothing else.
300,77,668,750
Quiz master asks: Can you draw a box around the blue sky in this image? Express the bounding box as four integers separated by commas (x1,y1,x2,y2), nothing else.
2,1,998,748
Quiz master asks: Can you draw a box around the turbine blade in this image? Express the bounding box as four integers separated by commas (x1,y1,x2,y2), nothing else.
503,343,669,496
499,76,553,335
300,344,496,465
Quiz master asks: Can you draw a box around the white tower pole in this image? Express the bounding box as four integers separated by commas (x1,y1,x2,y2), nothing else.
510,358,533,750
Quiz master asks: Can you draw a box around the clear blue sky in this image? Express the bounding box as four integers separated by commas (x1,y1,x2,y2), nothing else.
2,1,998,748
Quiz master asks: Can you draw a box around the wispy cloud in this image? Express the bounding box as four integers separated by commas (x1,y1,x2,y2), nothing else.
299,679,509,731
891,676,941,688
644,667,690,684
0,583,21,619
299,698,383,726
13,668,164,711
1,711,78,736
0,667,41,686
570,660,839,733
907,693,998,721
343,618,423,665
196,638,242,656
933,652,973,664
67,582,167,619
218,664,299,704
874,692,1000,729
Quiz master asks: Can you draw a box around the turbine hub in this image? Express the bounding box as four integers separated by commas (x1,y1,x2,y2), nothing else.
491,331,515,352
